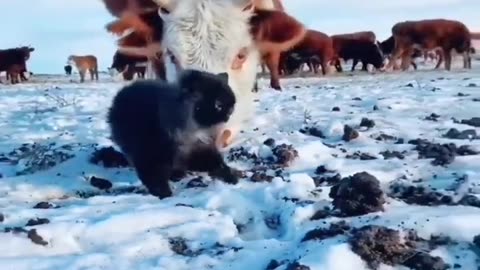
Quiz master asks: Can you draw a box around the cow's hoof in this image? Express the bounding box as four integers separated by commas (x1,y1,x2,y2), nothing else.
271,85,282,91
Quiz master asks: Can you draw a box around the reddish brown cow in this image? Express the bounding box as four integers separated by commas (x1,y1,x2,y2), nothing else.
280,30,334,75
386,19,472,71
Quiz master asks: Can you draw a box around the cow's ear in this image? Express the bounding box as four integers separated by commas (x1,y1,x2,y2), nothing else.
154,0,177,15
249,10,306,54
29,48,35,52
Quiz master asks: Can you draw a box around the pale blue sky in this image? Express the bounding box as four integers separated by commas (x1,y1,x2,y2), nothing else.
1,0,478,74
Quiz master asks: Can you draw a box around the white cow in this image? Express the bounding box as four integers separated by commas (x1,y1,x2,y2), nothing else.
102,0,306,148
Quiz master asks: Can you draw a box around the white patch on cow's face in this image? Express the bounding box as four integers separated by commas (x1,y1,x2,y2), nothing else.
158,0,259,134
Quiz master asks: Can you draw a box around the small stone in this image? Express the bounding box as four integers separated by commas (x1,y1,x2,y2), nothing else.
27,229,48,246
342,125,359,142
25,218,50,227
33,202,55,209
89,176,113,190
263,138,276,147
332,107,340,112
360,118,375,128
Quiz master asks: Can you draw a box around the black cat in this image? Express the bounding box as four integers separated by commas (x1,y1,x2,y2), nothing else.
107,70,239,199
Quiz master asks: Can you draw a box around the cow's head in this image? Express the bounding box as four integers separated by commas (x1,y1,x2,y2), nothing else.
17,46,34,61
102,0,305,147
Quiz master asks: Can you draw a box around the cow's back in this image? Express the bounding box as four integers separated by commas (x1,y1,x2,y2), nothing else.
393,19,470,47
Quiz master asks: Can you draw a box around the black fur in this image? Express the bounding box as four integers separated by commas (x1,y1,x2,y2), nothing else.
107,70,238,199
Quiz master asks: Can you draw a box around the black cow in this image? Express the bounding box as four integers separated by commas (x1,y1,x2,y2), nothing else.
0,46,34,84
332,38,384,72
109,50,148,80
64,65,72,75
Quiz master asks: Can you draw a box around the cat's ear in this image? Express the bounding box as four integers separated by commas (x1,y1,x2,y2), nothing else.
216,72,229,84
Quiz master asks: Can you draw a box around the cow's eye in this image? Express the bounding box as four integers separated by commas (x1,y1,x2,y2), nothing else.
231,47,249,70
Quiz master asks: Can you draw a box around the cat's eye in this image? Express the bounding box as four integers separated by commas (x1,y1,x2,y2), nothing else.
215,101,223,111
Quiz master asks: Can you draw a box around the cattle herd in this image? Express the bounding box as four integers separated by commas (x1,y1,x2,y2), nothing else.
0,0,478,90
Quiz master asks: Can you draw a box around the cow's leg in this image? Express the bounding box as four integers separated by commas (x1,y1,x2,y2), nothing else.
334,58,343,72
79,70,85,83
434,52,443,69
351,59,359,71
361,61,368,71
410,61,417,70
443,48,452,71
400,49,413,71
264,52,281,91
89,69,94,81
463,50,471,69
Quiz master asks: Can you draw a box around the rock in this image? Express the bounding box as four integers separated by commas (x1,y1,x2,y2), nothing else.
332,107,340,112
443,128,477,140
425,113,441,121
360,118,375,128
89,176,113,190
0,213,3,223
33,202,55,209
251,172,274,183
25,218,50,227
263,138,276,147
89,146,129,168
342,125,359,142
272,144,299,167
300,127,325,138
373,105,379,111
27,229,48,246
329,172,385,216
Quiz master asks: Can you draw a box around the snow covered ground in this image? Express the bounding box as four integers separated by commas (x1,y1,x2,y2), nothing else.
0,61,480,270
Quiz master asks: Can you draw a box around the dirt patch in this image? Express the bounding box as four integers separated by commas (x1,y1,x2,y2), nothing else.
349,226,449,270
313,173,342,187
409,139,478,166
302,221,350,242
443,128,477,140
299,127,325,139
461,117,480,127
345,152,377,160
25,218,50,227
4,227,48,246
4,142,77,175
380,150,406,160
389,184,453,206
329,172,385,216
89,146,129,168
33,202,58,209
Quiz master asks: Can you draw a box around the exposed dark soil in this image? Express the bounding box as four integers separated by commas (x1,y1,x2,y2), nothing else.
302,221,350,242
461,117,480,127
389,184,453,206
89,146,129,168
443,128,477,140
380,150,406,160
345,152,377,160
360,118,375,129
329,172,385,216
26,218,50,227
349,225,449,270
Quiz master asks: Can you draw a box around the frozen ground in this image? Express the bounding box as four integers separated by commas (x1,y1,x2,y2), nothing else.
0,62,479,270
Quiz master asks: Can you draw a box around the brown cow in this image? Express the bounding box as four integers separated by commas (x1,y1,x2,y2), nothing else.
67,55,99,83
0,46,34,83
386,19,472,71
279,30,334,75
